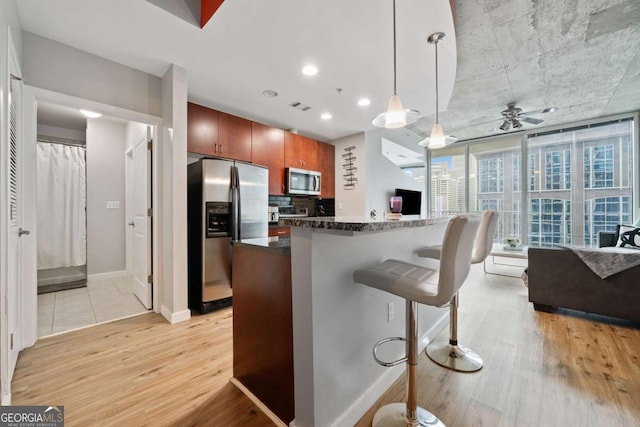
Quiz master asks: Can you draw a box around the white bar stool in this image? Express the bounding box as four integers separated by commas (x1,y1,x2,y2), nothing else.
353,215,480,427
416,209,498,372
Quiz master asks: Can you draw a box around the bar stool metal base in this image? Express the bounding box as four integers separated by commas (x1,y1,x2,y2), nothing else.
426,341,483,372
372,403,445,427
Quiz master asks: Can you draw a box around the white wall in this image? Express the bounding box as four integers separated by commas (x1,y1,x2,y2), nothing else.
86,118,126,275
22,31,162,117
365,128,426,217
333,129,426,219
160,64,190,323
333,133,366,217
37,124,86,142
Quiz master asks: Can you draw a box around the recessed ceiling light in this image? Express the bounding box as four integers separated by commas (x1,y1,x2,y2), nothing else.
302,65,318,76
80,109,102,118
262,89,278,97
357,98,371,107
321,113,332,120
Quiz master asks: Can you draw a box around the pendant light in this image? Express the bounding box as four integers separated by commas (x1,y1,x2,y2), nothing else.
419,32,457,149
372,0,419,129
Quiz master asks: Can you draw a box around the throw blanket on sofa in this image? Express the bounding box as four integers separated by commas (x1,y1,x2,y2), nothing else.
566,246,640,279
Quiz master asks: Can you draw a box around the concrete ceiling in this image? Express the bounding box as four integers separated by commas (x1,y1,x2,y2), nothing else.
406,0,640,142
15,0,640,144
15,0,456,142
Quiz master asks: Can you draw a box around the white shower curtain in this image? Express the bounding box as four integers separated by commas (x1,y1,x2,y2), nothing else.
37,142,87,269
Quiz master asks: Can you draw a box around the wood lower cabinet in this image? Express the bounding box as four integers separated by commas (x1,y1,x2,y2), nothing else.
285,131,318,171
268,226,290,237
232,244,293,424
317,142,335,198
187,102,218,156
218,112,252,162
252,122,285,195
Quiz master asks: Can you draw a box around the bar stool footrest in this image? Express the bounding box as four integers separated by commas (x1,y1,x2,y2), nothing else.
373,337,407,367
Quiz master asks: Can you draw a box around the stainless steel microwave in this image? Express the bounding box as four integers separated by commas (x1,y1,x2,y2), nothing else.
286,167,321,195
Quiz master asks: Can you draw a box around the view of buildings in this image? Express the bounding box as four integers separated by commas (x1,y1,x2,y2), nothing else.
429,120,635,247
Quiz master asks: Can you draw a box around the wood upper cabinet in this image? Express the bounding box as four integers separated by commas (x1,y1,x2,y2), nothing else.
284,132,318,171
252,122,285,195
317,142,335,198
218,112,252,162
187,102,218,156
188,103,335,197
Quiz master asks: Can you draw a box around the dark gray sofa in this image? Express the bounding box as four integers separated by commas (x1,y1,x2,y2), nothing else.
528,246,640,322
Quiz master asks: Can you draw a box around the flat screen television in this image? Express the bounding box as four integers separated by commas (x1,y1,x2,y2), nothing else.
394,188,422,215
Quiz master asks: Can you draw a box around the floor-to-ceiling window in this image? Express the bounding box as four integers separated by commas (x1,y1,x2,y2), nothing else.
428,117,636,248
469,137,522,243
430,145,467,215
528,120,634,246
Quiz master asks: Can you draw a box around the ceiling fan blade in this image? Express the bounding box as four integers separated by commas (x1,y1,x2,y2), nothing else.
520,116,544,125
464,117,503,128
520,106,559,116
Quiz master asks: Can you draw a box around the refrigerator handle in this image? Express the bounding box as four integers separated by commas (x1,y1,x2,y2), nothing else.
314,174,320,192
231,165,242,240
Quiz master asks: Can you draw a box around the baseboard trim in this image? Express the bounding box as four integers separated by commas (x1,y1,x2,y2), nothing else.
160,306,191,324
87,270,127,282
1,392,11,405
230,378,287,427
329,312,449,427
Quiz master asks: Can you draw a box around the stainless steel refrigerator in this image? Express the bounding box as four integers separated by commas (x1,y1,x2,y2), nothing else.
187,158,268,313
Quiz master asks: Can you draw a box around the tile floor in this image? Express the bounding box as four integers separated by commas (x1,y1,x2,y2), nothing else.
38,276,149,337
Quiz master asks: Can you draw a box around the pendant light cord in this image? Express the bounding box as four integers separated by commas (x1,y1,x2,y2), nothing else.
434,39,439,124
393,0,397,95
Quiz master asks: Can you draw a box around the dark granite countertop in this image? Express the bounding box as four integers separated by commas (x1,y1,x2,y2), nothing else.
279,215,450,233
233,237,291,255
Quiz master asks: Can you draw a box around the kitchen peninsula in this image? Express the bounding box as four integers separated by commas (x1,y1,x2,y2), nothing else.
280,216,451,427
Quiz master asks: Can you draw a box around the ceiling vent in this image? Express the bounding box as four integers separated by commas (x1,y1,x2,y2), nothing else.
289,101,311,112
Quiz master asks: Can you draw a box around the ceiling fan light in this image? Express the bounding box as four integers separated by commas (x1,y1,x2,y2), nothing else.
499,120,511,131
512,118,523,129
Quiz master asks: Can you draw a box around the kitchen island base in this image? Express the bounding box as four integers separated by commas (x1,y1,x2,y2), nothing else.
283,217,451,427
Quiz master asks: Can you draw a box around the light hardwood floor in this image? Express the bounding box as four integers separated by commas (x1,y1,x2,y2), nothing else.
12,263,640,426
356,264,640,427
12,309,273,426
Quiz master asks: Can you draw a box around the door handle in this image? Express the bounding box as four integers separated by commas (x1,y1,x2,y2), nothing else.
18,228,30,236
128,221,135,227
220,144,223,154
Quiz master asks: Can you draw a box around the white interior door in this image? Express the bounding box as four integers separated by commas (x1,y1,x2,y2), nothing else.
131,129,151,308
6,57,23,386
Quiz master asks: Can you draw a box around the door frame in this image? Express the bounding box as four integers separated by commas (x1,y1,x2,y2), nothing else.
21,86,163,349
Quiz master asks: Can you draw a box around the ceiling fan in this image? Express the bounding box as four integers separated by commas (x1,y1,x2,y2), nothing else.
492,102,559,132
